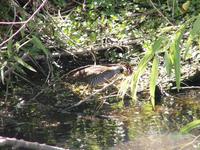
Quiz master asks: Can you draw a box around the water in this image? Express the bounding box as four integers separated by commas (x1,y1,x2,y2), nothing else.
1,89,200,149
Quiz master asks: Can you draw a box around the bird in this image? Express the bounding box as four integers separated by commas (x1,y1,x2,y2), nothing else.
64,64,132,86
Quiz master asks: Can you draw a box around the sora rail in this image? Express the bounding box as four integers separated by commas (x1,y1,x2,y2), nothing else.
64,64,132,86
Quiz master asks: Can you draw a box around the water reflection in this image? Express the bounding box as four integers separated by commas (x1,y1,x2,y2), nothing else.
1,89,200,149
110,133,200,150
66,116,127,149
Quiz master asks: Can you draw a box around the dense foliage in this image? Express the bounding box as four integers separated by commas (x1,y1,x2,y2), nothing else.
1,0,200,102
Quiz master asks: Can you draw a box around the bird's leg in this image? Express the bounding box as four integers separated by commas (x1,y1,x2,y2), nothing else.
94,98,109,112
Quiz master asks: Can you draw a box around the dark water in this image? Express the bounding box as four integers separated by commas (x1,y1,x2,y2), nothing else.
1,90,200,150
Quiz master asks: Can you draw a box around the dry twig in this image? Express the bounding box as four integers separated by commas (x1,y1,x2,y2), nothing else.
0,136,68,150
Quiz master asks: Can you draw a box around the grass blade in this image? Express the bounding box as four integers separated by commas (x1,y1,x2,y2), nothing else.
164,51,173,76
184,35,193,60
184,14,200,59
180,120,200,134
131,51,154,101
149,55,159,109
152,37,163,53
32,36,49,56
14,56,37,72
190,14,200,37
170,25,186,90
118,76,131,98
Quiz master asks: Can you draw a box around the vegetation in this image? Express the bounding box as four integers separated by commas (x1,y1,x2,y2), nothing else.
0,0,200,149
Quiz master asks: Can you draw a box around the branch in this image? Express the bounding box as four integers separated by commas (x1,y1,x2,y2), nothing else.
171,86,200,90
0,21,26,25
149,0,174,26
66,78,119,110
0,136,68,150
0,0,48,47
180,134,200,150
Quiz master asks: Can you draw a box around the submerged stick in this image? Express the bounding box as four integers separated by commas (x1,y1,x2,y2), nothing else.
0,136,68,150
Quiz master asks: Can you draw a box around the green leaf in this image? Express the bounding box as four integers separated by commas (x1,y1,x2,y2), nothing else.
152,37,163,53
131,51,154,101
14,56,37,72
170,25,186,90
172,44,181,91
184,35,193,59
190,14,200,37
32,36,49,56
14,64,27,75
15,42,20,52
7,39,12,58
180,120,200,134
184,15,200,59
149,55,159,109
160,26,175,33
164,51,173,76
182,0,190,12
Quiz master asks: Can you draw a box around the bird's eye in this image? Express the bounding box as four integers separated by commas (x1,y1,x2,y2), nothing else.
120,67,124,73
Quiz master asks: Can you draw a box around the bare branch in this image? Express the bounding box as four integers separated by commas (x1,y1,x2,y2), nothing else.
0,136,68,150
66,78,119,110
0,0,48,47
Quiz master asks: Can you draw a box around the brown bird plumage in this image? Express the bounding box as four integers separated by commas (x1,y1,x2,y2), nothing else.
65,64,132,86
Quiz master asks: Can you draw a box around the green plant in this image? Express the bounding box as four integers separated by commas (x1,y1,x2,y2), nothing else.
119,13,200,108
180,120,200,134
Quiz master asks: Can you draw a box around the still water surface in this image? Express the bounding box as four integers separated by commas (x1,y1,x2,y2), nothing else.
1,90,200,149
